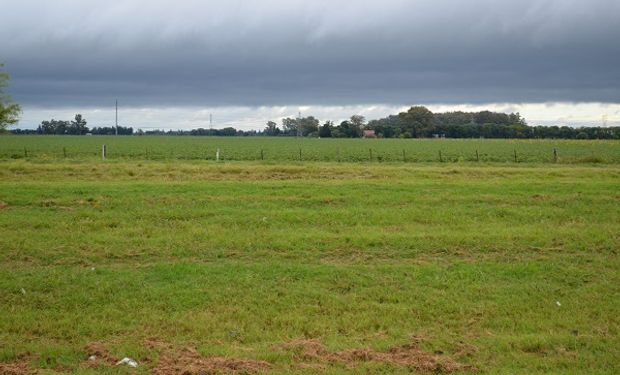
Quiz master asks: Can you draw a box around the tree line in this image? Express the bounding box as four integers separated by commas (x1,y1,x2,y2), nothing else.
8,106,620,140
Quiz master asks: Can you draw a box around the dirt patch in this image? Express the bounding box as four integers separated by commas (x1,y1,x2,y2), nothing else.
0,201,8,209
281,337,472,372
0,355,33,375
147,340,271,374
83,342,119,367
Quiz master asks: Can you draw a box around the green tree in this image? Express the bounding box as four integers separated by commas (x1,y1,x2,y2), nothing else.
264,120,280,136
68,114,88,135
0,64,21,132
350,115,366,133
319,121,333,138
281,118,298,136
299,116,319,136
399,106,434,137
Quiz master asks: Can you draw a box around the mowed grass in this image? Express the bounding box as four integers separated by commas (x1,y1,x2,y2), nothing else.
2,135,620,163
0,160,619,374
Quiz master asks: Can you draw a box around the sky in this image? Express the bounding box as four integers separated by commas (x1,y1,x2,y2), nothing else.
2,0,620,130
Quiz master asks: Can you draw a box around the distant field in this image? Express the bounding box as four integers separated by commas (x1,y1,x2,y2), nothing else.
1,160,619,374
1,135,620,163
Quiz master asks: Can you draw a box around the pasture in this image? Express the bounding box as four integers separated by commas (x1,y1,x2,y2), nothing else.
0,137,619,374
1,136,620,163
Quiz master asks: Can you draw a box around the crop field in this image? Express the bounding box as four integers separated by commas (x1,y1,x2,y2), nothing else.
0,139,619,374
1,136,620,163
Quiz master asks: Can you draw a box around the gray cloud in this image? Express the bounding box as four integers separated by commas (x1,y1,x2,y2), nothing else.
3,0,620,107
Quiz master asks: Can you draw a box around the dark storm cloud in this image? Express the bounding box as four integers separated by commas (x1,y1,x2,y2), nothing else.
2,0,620,107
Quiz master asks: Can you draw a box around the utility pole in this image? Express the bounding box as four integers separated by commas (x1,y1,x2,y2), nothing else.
115,99,118,136
209,113,213,130
297,110,302,137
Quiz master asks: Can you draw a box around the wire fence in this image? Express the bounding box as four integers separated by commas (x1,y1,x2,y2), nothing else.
3,143,618,164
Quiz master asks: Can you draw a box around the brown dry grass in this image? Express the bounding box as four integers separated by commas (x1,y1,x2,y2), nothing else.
281,337,473,372
0,354,33,375
146,339,271,375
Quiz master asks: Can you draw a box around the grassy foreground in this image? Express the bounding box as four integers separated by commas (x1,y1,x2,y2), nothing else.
0,160,619,374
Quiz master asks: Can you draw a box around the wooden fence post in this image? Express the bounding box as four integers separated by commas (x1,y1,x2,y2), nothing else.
299,148,302,161
439,150,443,162
553,148,558,163
216,148,220,161
514,149,518,163
476,150,479,162
369,148,373,161
102,145,107,160
261,149,264,161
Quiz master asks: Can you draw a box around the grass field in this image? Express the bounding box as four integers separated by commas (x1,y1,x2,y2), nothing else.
1,136,620,164
0,141,619,373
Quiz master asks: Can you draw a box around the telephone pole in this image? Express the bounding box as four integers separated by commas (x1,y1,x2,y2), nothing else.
209,113,213,130
115,100,118,136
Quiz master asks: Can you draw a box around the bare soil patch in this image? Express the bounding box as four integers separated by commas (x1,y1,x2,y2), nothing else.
0,355,33,375
281,337,473,372
147,339,271,374
83,342,119,367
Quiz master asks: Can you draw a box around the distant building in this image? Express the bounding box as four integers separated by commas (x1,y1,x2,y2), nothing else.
363,130,377,138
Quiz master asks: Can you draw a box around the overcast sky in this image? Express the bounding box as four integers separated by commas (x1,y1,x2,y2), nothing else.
2,0,620,129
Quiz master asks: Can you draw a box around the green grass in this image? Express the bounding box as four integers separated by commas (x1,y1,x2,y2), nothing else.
0,159,619,374
2,135,620,163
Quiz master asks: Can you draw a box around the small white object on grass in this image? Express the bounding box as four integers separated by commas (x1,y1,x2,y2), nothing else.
88,355,97,361
556,301,561,307
116,358,138,367
20,288,26,295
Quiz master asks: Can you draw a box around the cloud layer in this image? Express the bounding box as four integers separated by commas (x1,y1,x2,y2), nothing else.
3,0,620,107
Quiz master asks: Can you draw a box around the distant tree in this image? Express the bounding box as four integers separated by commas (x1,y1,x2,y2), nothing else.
264,121,280,136
0,64,21,132
37,119,69,134
68,114,89,135
367,115,402,138
335,120,362,138
281,117,298,136
318,121,333,138
399,106,434,138
299,116,320,136
350,115,366,132
219,127,237,136
281,116,319,136
576,131,589,139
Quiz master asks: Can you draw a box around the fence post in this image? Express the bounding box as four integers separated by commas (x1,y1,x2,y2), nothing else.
553,148,558,163
102,145,107,160
514,149,518,163
369,148,373,161
299,148,302,161
261,149,264,161
439,150,443,162
476,150,479,162
216,148,220,161
24,147,28,158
